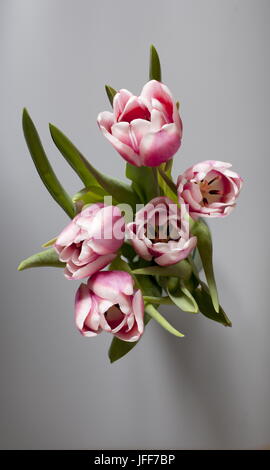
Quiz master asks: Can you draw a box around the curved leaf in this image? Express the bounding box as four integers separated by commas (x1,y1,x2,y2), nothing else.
158,162,177,200
109,337,140,364
18,248,64,271
105,85,117,106
191,219,219,312
149,44,161,81
49,124,97,187
49,125,137,209
42,237,57,248
192,246,203,273
193,282,231,327
82,167,137,209
126,163,157,203
22,109,75,218
132,260,192,280
145,304,184,337
109,256,132,274
72,186,108,205
167,284,198,313
143,296,172,305
108,313,151,364
158,167,177,197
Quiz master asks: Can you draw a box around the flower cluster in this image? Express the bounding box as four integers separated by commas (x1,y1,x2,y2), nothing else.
19,46,243,362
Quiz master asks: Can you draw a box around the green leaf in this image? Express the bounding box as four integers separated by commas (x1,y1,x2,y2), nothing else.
49,124,98,187
158,167,177,198
42,237,57,248
192,246,203,273
193,282,232,327
121,242,136,263
18,248,64,271
126,163,157,203
191,219,219,312
49,125,137,209
145,304,184,337
109,299,185,363
137,275,162,297
164,159,173,174
72,186,108,205
22,109,75,218
108,313,151,364
109,337,140,363
105,85,117,106
143,296,172,305
167,283,198,313
80,158,137,209
109,256,132,274
132,260,192,280
149,44,162,81
157,162,177,201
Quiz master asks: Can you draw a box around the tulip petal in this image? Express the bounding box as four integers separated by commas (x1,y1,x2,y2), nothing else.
129,119,152,148
75,283,92,332
89,271,134,299
113,89,133,121
139,123,181,167
140,80,174,121
97,111,114,132
99,120,140,166
119,96,150,123
132,290,144,334
155,237,197,266
111,122,133,147
71,253,116,280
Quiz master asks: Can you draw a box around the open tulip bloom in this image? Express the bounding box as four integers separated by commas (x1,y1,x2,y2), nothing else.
18,46,243,363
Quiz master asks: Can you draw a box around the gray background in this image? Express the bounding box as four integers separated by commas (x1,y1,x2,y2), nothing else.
0,0,269,449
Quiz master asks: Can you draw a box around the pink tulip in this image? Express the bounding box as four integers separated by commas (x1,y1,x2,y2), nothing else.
75,271,144,342
177,160,243,218
54,204,125,280
126,196,197,266
97,80,182,167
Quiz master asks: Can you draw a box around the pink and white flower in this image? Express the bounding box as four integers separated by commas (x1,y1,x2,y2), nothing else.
54,204,125,280
126,196,197,266
177,160,243,218
75,271,144,342
97,80,182,167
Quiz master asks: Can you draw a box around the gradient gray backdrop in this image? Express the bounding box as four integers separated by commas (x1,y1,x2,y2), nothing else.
1,0,269,449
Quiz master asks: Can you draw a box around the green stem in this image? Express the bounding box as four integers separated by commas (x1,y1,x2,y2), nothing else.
143,296,173,305
158,168,177,194
164,159,173,173
152,167,160,196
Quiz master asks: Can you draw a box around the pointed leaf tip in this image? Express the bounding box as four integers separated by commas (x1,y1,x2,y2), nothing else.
191,220,219,313
149,45,161,82
49,124,97,188
22,109,75,218
105,85,117,106
145,304,184,337
18,248,65,271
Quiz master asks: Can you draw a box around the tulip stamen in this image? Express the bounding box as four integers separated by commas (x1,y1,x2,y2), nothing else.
209,190,220,195
199,177,224,206
208,176,219,185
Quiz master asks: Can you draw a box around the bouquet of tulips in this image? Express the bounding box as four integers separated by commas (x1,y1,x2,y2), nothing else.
18,46,243,363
